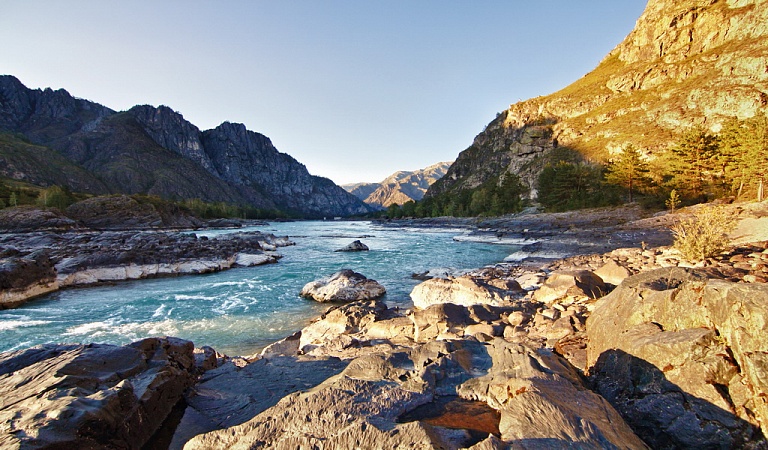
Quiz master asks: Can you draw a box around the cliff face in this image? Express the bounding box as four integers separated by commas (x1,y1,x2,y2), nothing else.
428,0,768,199
343,162,452,209
0,76,370,217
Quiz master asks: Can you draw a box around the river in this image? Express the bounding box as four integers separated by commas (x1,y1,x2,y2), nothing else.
0,221,517,356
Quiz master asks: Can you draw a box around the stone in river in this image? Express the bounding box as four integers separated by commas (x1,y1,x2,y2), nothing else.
335,240,369,252
300,269,386,302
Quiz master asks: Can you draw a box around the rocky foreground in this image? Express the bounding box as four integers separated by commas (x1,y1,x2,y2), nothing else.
1,203,768,448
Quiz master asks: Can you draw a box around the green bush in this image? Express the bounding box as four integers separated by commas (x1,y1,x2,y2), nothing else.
671,205,737,262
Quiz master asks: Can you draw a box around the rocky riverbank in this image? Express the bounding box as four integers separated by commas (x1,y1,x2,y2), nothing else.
1,202,768,448
0,230,292,309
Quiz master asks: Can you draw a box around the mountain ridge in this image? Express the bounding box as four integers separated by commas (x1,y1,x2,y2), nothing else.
0,75,370,217
343,161,451,209
427,0,768,200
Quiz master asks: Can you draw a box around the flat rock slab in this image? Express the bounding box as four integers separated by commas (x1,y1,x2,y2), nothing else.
0,337,197,449
170,354,349,449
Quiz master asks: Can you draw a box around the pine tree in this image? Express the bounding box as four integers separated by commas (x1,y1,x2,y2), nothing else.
669,126,720,202
721,115,768,201
605,144,649,203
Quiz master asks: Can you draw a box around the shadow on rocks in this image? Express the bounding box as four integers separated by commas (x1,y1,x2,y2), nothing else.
591,349,766,449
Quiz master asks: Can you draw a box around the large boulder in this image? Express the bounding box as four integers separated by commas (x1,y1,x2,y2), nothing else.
299,269,386,302
410,274,523,309
0,337,197,449
459,339,649,448
586,267,768,448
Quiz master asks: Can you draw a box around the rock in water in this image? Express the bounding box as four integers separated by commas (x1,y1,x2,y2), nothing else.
334,239,369,252
300,269,386,302
586,267,768,448
0,337,197,449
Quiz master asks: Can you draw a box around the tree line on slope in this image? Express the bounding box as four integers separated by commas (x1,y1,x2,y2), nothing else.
0,182,287,220
385,114,768,218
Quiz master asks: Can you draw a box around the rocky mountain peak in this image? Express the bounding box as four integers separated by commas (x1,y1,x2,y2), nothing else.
0,76,369,217
612,0,768,65
128,104,215,173
344,161,452,209
428,0,768,199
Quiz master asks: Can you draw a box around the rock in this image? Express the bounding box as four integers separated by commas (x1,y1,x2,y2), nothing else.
410,274,524,309
456,339,649,448
334,239,369,252
586,267,768,448
0,337,197,449
594,259,633,286
170,354,349,448
0,206,78,232
0,230,291,305
532,270,608,304
0,251,58,309
299,269,386,302
298,300,390,355
65,195,203,230
234,252,277,266
185,335,646,449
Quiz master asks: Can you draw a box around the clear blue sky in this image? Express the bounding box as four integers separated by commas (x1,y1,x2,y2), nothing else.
1,1,647,185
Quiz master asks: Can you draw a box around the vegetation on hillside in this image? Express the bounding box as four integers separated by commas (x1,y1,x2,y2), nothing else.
385,173,527,218
0,179,288,220
384,114,767,218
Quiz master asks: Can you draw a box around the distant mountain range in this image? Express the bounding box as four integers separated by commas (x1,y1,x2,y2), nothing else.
427,0,768,200
342,162,451,209
0,76,370,218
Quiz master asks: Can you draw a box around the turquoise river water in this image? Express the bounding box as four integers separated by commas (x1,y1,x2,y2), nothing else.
0,221,517,356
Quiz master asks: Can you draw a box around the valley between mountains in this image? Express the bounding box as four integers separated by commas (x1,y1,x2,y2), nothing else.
1,0,768,448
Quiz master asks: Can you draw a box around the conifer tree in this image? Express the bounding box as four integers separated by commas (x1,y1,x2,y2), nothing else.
605,144,649,203
669,126,720,202
721,115,768,201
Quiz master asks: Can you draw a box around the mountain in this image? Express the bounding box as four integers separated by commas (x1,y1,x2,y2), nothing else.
0,76,370,217
427,0,768,200
343,161,452,209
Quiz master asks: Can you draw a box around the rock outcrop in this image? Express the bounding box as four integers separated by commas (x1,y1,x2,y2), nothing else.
0,337,198,449
586,267,768,448
299,269,386,302
0,206,78,232
0,230,289,307
428,0,768,198
65,195,203,230
0,251,57,309
183,298,647,449
0,75,370,218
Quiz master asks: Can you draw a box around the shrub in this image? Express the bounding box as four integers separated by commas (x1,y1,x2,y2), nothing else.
671,205,737,262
